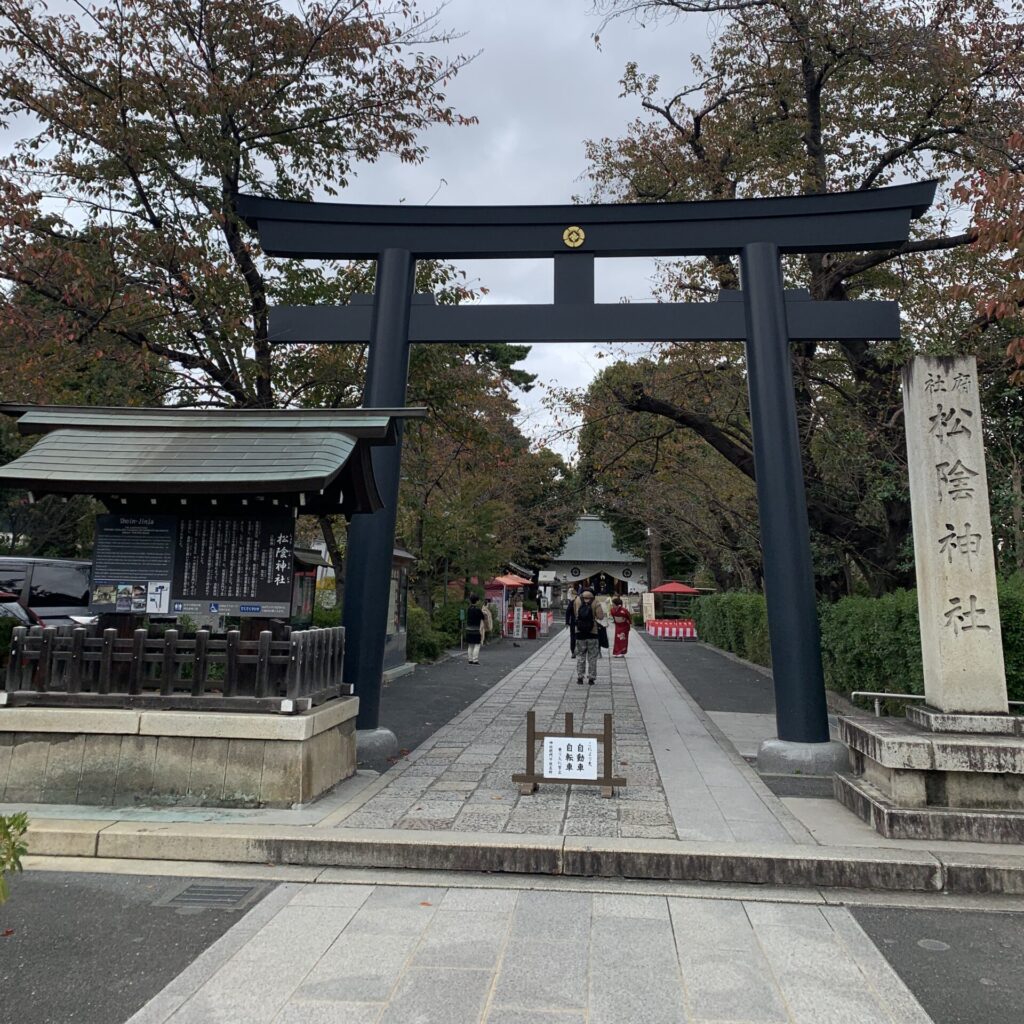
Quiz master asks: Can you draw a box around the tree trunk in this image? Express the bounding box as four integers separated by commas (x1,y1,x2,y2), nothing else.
317,515,346,612
648,525,665,589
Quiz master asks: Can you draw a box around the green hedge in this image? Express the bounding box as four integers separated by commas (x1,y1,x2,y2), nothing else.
407,605,446,663
694,576,1024,703
692,592,771,668
819,590,924,698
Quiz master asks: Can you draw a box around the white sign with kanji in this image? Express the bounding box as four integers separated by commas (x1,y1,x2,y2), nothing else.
543,737,598,780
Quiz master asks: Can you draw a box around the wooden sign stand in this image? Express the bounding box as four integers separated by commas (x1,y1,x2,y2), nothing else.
512,710,626,798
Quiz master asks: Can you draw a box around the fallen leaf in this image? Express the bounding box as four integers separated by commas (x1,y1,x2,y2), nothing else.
419,901,433,907
1,929,14,938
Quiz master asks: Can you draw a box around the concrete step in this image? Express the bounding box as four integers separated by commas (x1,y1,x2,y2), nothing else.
26,818,1024,896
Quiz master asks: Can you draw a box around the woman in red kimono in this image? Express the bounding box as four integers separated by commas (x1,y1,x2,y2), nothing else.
610,597,631,657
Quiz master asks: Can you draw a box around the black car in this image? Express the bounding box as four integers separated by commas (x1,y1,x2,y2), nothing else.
0,557,92,627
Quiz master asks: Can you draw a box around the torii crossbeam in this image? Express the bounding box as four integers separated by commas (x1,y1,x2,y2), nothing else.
238,180,936,767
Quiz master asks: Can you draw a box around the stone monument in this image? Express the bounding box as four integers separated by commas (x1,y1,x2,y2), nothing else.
836,355,1024,842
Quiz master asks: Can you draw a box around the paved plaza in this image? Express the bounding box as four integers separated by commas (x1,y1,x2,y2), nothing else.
124,877,935,1024
332,633,805,844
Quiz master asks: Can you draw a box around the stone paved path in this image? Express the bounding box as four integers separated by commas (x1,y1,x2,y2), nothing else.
333,632,804,843
128,879,935,1024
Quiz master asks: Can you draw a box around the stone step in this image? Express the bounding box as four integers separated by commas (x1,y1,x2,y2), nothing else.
26,817,1024,895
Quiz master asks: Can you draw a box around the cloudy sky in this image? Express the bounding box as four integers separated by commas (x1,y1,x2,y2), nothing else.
339,1,712,457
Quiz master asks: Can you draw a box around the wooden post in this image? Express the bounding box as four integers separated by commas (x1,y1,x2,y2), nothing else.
36,626,56,692
129,628,147,694
602,714,614,798
192,629,209,696
68,627,86,693
6,626,26,691
98,628,116,694
224,630,240,696
520,710,539,794
161,629,178,695
255,630,272,697
285,632,301,698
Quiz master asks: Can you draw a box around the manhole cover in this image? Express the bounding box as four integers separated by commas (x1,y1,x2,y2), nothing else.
154,881,266,911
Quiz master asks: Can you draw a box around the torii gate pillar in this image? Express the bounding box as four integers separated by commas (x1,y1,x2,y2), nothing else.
238,180,935,774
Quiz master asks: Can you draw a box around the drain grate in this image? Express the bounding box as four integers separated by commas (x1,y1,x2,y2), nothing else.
155,880,266,911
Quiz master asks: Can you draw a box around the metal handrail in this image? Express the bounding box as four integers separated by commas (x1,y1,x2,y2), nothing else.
850,690,1024,718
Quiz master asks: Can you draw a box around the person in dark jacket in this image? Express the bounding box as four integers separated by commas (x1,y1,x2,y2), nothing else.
565,588,578,656
572,589,605,686
465,595,485,664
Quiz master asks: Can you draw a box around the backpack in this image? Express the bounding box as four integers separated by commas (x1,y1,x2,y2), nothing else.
575,599,595,637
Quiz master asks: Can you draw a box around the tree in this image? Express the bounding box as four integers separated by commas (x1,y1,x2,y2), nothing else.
569,356,764,591
0,0,474,407
583,0,1023,594
396,352,575,610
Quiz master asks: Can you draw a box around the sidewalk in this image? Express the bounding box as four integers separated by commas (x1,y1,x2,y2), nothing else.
121,876,937,1024
8,632,1024,894
332,632,804,843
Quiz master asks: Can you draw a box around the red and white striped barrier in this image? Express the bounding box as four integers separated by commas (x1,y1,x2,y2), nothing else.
646,619,698,640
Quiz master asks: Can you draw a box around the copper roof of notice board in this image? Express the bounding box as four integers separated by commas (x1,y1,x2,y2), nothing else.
0,405,425,512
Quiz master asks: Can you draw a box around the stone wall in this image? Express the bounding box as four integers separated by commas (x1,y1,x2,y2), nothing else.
0,697,358,808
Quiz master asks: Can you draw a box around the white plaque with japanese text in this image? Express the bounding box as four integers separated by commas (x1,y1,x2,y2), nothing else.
543,737,598,780
903,355,1008,713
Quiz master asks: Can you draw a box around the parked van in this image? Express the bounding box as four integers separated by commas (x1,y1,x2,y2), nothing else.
0,557,92,627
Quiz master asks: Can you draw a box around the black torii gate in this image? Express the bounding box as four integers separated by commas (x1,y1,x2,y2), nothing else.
238,180,936,764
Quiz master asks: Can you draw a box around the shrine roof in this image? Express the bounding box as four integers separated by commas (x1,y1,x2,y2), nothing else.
0,405,426,514
551,516,643,565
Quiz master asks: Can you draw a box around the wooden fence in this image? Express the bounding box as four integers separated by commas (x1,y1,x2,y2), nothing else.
1,624,347,712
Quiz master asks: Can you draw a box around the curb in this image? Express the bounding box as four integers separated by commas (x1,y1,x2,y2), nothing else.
25,819,1024,896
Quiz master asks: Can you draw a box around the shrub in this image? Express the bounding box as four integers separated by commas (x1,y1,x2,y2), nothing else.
999,573,1024,703
819,589,923,698
312,604,342,628
693,592,771,668
430,602,465,646
695,580,1024,702
407,605,445,663
0,812,28,905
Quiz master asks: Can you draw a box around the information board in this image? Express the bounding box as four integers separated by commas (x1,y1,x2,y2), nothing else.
642,592,656,623
89,512,295,618
543,737,598,780
90,515,177,614
171,513,294,617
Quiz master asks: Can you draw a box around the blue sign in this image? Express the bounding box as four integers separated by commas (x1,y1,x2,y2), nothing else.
239,604,262,613
172,601,183,613
208,602,219,613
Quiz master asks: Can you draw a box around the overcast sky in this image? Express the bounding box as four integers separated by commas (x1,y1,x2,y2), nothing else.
339,1,712,458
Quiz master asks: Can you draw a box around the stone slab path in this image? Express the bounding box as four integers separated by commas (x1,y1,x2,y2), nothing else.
331,633,807,844
127,879,935,1024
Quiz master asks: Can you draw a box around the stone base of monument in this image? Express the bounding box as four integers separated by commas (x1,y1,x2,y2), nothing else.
836,711,1024,843
0,696,359,809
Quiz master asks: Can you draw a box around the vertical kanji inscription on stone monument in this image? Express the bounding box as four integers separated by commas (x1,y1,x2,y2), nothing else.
903,355,1008,713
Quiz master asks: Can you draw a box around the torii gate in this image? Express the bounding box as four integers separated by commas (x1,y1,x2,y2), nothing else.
238,180,936,769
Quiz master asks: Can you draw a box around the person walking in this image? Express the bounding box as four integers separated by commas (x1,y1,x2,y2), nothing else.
565,587,577,657
610,596,631,657
572,589,605,686
465,595,485,665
